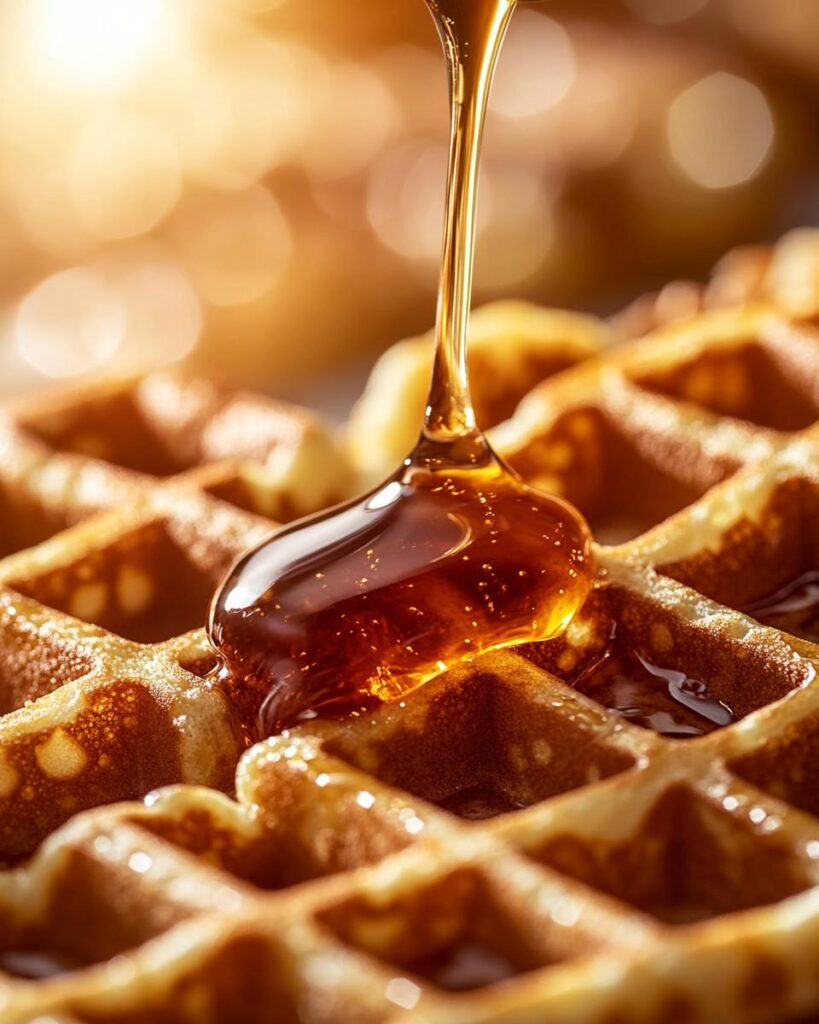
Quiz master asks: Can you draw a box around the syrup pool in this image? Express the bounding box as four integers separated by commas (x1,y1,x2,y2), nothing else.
742,570,819,644
569,632,735,739
211,436,591,737
208,0,594,738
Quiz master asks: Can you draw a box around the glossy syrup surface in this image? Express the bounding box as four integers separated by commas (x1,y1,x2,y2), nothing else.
742,570,819,644
213,437,591,736
569,631,734,739
208,0,594,738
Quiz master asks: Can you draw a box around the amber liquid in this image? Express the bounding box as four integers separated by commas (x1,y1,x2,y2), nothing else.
742,570,819,644
209,0,594,738
570,631,734,739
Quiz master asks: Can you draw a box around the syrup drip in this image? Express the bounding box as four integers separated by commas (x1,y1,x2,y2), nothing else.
209,0,594,738
742,570,819,644
570,632,734,738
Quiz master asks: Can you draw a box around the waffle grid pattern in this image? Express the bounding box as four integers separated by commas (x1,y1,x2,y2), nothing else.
0,235,818,1022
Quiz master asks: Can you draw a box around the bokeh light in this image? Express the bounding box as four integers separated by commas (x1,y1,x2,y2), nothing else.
26,0,173,90
114,260,203,364
301,63,398,183
490,12,576,119
176,39,316,192
172,187,293,307
667,72,775,190
474,169,555,290
0,0,814,396
15,269,126,377
367,142,450,264
68,114,181,240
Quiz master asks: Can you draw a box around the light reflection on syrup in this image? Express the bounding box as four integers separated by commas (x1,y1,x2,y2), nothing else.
742,570,819,644
569,629,734,738
213,437,591,737
208,0,594,739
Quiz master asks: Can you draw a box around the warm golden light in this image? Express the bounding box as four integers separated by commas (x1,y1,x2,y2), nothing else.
13,257,202,380
15,269,125,377
367,142,449,264
68,114,181,240
228,0,287,10
302,63,398,182
0,0,811,395
667,72,775,190
627,0,710,24
490,13,576,119
178,40,316,191
173,188,293,307
115,261,202,365
474,169,555,289
27,0,172,90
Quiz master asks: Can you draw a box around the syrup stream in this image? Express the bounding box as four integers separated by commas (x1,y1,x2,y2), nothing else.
424,0,516,444
208,0,594,738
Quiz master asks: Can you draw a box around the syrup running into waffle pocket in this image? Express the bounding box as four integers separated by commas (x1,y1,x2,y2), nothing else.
742,570,819,644
570,629,734,739
209,0,594,738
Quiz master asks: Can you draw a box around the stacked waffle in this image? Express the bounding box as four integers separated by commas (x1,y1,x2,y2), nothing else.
0,231,817,1023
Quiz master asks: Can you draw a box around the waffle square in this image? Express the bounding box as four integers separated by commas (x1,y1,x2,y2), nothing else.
1,233,819,1022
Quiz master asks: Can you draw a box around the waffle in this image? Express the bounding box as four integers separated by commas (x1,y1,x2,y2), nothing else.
0,231,818,1023
0,369,349,860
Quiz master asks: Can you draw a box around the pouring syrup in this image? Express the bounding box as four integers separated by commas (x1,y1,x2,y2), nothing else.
209,0,594,738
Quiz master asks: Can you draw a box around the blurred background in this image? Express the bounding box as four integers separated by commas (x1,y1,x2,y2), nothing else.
0,0,817,414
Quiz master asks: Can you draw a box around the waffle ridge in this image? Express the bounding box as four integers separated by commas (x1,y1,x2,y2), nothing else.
1,232,819,1022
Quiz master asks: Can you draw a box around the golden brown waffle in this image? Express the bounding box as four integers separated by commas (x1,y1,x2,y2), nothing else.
0,232,819,1022
0,368,349,860
347,301,612,484
610,227,819,342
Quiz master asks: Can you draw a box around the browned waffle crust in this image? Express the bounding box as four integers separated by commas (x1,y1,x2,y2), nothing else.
0,232,818,1022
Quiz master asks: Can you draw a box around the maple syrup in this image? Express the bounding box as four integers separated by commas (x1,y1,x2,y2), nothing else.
209,0,594,738
569,629,734,739
741,570,819,644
